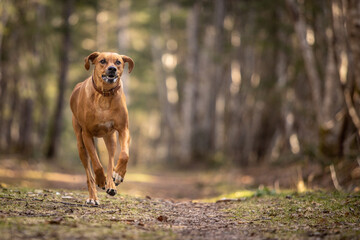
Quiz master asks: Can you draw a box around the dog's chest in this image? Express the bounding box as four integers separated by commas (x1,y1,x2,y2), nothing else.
97,121,114,129
91,120,115,136
99,98,111,109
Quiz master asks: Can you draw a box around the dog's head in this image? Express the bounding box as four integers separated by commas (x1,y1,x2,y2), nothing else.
84,52,134,84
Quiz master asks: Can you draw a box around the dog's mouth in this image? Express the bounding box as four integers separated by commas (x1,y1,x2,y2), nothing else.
102,74,118,84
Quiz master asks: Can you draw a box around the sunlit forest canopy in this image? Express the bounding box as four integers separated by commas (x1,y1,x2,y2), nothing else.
0,0,359,187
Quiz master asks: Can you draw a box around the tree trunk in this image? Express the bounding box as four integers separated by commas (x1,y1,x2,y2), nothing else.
343,0,360,137
346,0,360,89
267,9,294,161
287,0,346,158
227,11,256,166
35,1,49,148
330,0,352,155
46,0,73,159
150,36,178,163
18,98,34,155
319,31,342,156
0,0,10,147
5,67,20,150
205,0,225,152
286,0,323,125
117,0,131,98
96,1,107,50
181,1,200,163
0,64,8,148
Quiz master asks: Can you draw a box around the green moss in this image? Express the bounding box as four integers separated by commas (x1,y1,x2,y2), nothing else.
227,191,360,239
200,189,255,202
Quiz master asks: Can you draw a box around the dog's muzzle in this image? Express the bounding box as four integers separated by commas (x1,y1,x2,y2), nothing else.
102,74,118,84
102,66,118,83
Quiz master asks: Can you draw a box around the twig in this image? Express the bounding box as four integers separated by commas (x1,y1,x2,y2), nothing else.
216,198,243,203
330,164,342,191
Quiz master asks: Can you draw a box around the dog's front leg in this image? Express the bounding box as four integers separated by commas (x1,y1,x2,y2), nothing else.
72,117,98,205
113,128,130,185
103,132,117,196
82,131,107,190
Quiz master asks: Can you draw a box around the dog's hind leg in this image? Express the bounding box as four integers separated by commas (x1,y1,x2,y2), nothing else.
113,127,130,185
72,116,99,205
103,132,117,196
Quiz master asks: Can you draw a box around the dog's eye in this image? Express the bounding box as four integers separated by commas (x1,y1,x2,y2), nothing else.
115,60,121,65
100,59,106,64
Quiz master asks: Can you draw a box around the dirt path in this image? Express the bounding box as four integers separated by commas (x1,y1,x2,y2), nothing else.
0,188,244,239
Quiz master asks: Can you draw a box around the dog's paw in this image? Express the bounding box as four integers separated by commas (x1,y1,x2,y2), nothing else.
112,171,124,186
85,198,100,206
106,188,117,196
94,168,107,189
98,181,106,190
105,179,117,196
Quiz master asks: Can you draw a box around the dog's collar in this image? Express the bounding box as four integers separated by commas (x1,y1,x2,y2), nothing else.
92,76,121,97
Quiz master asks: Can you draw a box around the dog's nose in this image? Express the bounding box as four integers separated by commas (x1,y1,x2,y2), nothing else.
107,66,116,72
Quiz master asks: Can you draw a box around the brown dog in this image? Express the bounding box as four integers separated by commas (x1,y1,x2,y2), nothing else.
70,52,134,205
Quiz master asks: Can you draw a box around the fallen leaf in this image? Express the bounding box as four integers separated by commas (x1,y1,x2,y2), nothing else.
48,217,63,225
157,215,168,222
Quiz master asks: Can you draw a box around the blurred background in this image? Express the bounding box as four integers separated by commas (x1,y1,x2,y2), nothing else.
0,0,359,196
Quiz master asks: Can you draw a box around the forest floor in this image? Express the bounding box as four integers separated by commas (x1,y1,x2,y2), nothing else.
0,160,360,239
1,186,360,239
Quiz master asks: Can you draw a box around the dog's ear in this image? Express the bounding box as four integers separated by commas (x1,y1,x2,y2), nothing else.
84,52,100,70
121,55,134,73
